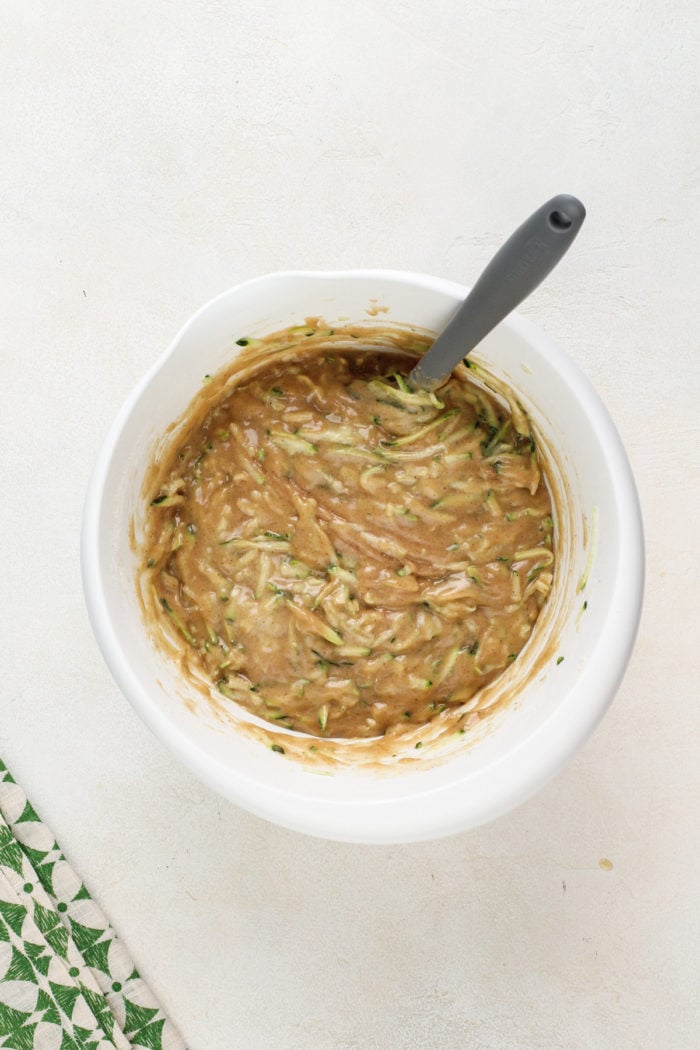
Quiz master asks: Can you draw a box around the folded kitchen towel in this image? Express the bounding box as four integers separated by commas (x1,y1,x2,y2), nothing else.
0,759,186,1050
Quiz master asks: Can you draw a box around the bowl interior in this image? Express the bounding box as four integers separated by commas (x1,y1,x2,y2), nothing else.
82,271,643,842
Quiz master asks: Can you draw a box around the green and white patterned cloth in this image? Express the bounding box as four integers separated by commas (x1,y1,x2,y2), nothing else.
0,759,186,1049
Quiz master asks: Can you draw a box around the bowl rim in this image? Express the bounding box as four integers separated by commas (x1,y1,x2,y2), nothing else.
81,269,645,842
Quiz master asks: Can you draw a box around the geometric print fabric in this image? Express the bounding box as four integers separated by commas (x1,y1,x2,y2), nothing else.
0,759,186,1049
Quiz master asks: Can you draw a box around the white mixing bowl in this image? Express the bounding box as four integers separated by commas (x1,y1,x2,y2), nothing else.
81,271,644,843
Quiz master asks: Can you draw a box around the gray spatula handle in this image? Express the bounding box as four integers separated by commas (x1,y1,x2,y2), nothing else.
408,194,586,391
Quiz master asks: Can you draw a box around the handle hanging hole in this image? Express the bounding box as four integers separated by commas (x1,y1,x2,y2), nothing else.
548,209,573,231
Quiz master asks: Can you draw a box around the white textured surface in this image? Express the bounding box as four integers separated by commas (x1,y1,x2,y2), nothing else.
1,2,698,1047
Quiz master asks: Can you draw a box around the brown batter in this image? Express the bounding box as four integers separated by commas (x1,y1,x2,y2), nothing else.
139,326,554,739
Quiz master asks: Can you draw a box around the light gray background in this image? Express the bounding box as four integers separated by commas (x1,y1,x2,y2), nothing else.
2,2,698,1048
